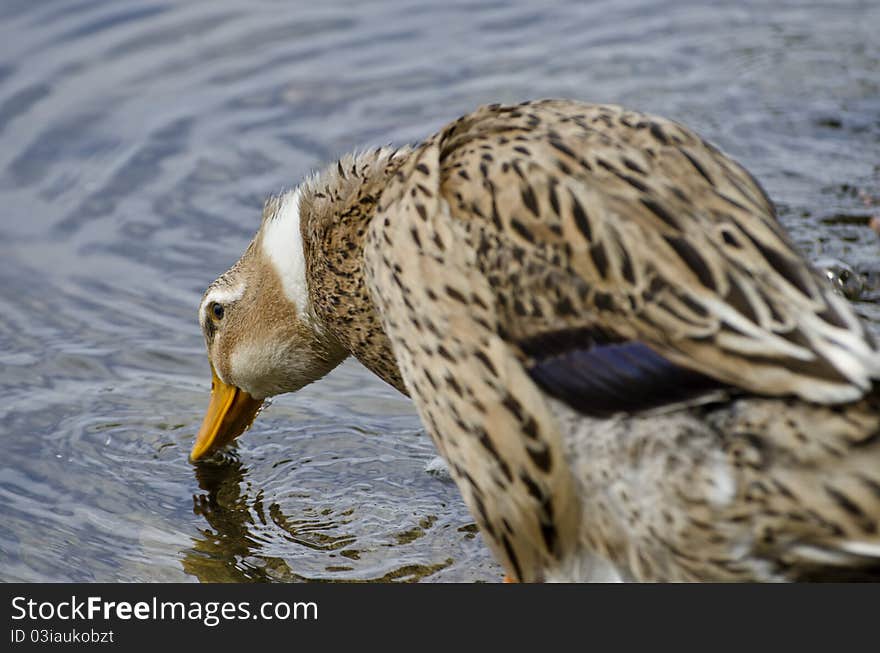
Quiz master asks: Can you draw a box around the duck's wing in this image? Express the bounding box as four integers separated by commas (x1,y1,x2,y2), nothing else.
430,100,879,408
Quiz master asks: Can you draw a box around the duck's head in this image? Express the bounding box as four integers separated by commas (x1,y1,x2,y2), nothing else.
190,188,347,462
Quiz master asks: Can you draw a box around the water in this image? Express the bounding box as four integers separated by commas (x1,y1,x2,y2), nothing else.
1,0,878,583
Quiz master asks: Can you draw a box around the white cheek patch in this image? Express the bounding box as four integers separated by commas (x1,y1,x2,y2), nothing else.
199,283,246,328
261,186,310,322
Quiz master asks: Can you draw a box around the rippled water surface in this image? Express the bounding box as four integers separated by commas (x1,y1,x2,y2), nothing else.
1,0,878,582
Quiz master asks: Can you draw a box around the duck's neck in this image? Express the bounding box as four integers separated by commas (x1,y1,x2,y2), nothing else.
299,147,410,394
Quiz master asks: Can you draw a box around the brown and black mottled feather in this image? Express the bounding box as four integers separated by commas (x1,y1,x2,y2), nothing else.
364,100,880,581
431,101,878,404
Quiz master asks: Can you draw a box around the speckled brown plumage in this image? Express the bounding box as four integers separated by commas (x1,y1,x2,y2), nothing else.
196,99,880,582
299,147,411,393
362,100,880,581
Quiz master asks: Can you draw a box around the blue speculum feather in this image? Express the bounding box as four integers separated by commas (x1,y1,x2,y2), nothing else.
525,340,729,417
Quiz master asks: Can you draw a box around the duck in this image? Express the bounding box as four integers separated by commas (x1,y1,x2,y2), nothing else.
191,99,880,582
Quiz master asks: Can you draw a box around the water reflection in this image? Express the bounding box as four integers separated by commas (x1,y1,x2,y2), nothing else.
186,454,271,582
185,448,457,582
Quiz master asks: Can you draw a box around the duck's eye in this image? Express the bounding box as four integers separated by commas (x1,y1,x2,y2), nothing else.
211,302,225,320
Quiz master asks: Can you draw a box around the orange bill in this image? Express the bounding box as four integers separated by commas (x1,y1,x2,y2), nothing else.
190,368,264,461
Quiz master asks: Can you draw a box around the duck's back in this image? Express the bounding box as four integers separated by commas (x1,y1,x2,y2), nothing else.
434,100,880,405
